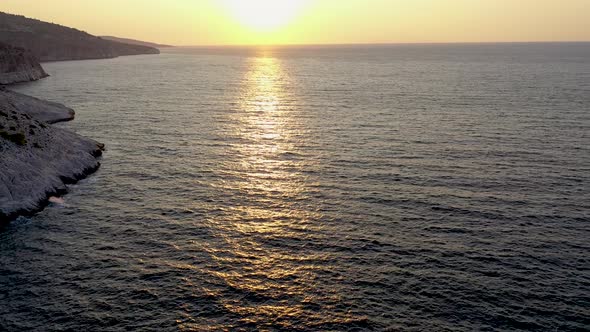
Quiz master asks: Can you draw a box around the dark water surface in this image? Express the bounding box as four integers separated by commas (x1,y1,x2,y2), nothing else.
2,43,590,331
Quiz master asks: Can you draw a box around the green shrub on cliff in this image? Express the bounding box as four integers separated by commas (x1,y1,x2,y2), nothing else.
0,130,27,145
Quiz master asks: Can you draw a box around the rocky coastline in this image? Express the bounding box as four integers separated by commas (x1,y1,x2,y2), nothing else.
0,47,104,224
0,10,164,224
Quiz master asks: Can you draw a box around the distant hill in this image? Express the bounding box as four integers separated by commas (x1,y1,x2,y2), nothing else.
0,12,159,62
100,36,172,49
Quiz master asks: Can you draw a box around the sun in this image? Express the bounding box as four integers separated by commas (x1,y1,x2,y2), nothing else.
224,0,307,31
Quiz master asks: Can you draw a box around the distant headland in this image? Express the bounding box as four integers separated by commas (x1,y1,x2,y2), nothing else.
0,11,160,62
100,36,172,49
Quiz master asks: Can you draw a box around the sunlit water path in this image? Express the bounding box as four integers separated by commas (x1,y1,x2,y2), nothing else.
2,44,589,331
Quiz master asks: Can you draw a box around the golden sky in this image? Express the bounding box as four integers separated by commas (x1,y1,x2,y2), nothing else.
1,0,589,45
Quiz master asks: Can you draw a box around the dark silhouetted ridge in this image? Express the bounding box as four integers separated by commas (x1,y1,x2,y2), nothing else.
0,11,160,61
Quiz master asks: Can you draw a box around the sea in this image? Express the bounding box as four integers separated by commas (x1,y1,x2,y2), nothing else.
1,43,589,331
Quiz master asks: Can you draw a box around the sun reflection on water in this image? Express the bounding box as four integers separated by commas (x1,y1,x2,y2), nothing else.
176,54,346,330
175,53,363,331
240,56,291,151
228,54,307,199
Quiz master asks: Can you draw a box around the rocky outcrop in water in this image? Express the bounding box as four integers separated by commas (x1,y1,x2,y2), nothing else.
0,88,104,223
0,42,48,85
0,12,159,62
0,89,75,123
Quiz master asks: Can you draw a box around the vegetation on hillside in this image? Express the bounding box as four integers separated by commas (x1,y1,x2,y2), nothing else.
0,12,159,61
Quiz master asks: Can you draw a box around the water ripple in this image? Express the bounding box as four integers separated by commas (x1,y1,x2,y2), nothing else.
2,44,590,331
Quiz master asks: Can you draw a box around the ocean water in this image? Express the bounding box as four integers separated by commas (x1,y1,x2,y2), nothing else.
2,43,590,331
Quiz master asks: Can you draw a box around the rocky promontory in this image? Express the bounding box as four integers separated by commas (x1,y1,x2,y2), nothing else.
0,88,104,223
1,89,75,123
0,42,48,85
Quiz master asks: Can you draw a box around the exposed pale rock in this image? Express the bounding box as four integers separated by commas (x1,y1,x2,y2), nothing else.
0,89,75,123
0,90,103,223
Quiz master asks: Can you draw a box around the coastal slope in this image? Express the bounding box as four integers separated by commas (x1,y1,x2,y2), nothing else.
0,42,48,84
0,12,159,61
0,88,104,223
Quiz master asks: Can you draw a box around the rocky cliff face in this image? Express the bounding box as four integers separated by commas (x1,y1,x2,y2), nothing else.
0,12,160,62
0,42,48,85
0,88,104,223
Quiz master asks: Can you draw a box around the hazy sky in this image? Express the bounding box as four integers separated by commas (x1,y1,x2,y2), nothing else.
1,0,589,45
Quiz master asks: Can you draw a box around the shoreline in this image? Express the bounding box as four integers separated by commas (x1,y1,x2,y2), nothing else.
1,46,159,224
1,11,163,224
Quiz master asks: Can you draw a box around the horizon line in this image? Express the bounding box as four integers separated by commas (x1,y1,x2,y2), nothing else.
163,40,590,48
